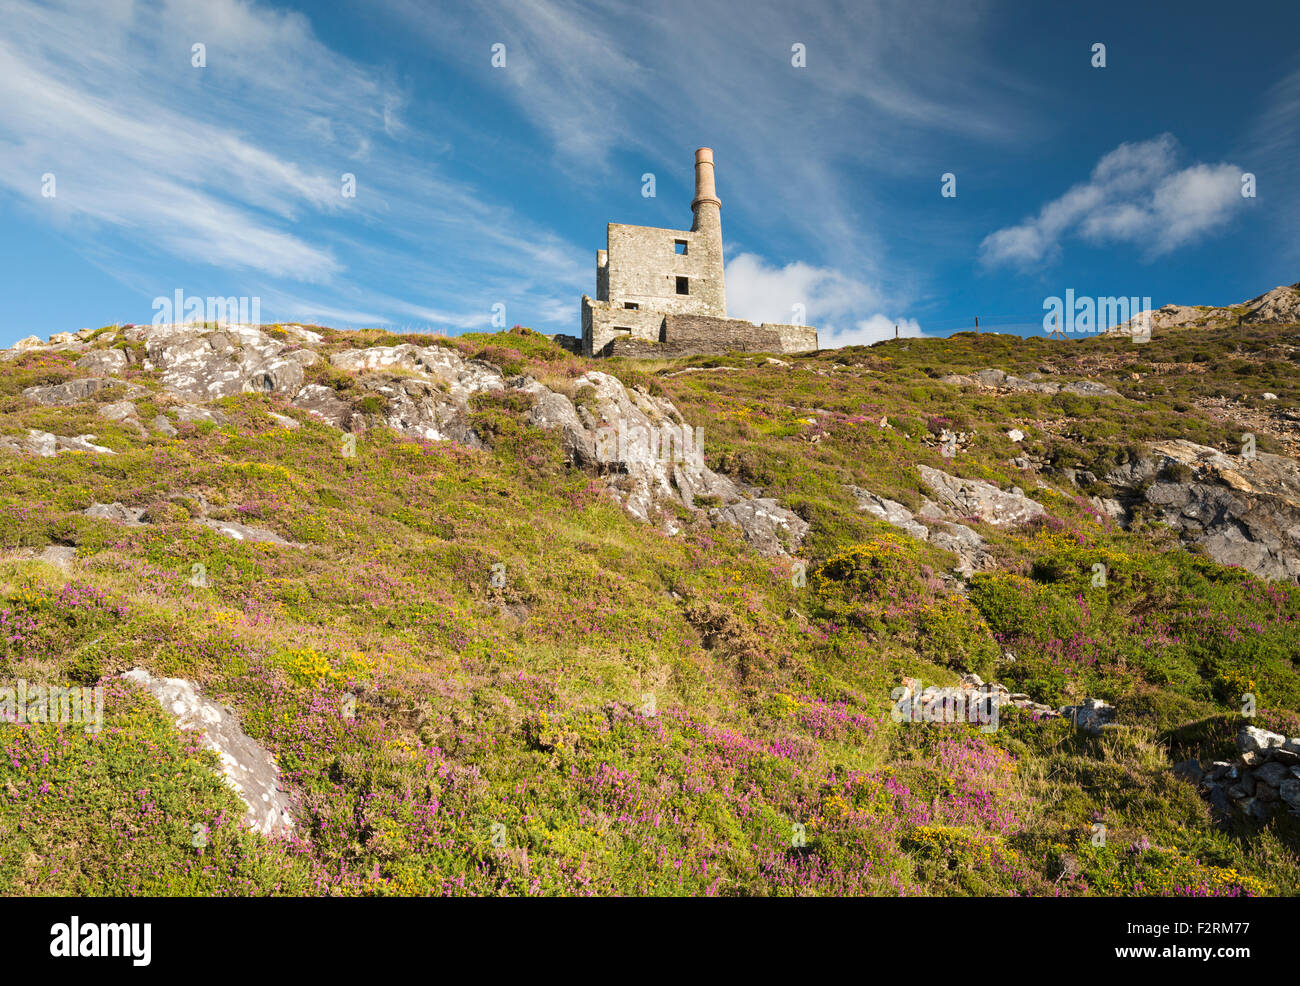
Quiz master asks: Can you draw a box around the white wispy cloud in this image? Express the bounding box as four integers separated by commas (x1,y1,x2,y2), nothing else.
0,0,588,331
378,0,1036,309
1239,60,1300,271
979,134,1245,269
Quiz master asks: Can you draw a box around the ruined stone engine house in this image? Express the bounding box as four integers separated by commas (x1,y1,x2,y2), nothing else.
579,148,819,358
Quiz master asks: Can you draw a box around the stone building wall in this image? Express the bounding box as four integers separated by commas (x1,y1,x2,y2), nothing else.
580,147,817,359
601,223,725,317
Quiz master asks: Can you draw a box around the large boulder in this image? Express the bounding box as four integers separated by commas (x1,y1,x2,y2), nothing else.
121,668,294,836
1105,439,1300,582
121,323,304,401
847,485,991,575
75,348,129,376
919,465,1047,527
22,377,136,406
941,368,1118,398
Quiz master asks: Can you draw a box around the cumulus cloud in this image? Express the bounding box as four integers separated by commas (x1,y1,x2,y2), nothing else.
724,253,920,349
725,253,882,325
823,315,923,348
979,134,1243,269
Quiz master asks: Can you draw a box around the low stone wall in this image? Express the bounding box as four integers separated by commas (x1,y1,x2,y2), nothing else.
601,314,818,358
1183,725,1300,821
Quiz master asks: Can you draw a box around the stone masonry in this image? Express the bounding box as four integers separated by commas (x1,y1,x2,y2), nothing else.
579,148,819,358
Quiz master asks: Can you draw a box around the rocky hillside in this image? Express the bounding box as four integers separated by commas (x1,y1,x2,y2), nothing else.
2,311,1299,896
1112,282,1300,337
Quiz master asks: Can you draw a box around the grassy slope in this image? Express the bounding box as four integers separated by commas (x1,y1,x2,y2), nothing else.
0,323,1297,896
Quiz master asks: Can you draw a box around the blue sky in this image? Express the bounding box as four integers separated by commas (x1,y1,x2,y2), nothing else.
1,0,1297,348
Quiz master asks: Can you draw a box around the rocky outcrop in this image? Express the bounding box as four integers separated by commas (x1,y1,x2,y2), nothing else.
918,465,1047,527
75,348,128,376
291,385,356,430
118,322,318,402
5,322,807,558
527,370,807,556
23,377,141,406
940,368,1118,398
121,668,294,837
0,429,115,457
1109,282,1300,338
1187,725,1300,822
848,486,992,575
1104,439,1300,582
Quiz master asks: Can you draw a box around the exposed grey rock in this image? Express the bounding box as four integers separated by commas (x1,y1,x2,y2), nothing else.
521,381,595,465
517,370,805,556
1238,725,1287,754
291,385,354,429
200,519,298,546
2,430,117,457
919,465,1047,527
23,377,135,406
1172,759,1203,784
1281,779,1300,810
849,487,929,541
846,484,991,575
75,348,128,376
1106,439,1300,582
1109,283,1300,338
710,498,809,557
267,412,299,430
1255,761,1290,788
121,668,294,836
124,323,305,402
1060,698,1116,736
928,522,993,576
37,546,76,570
85,502,147,525
173,404,229,426
361,375,487,446
97,400,146,437
152,414,178,437
941,368,1119,398
330,344,505,405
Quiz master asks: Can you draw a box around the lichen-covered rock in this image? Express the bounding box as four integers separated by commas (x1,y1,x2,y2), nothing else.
122,323,304,401
75,348,128,376
849,487,929,541
291,384,356,430
22,377,133,406
919,465,1047,527
361,375,486,446
1105,439,1300,582
121,668,294,836
514,370,806,556
0,430,115,457
710,498,809,557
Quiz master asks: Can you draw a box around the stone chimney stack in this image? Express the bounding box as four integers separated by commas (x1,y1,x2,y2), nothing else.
689,147,725,314
690,147,721,233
